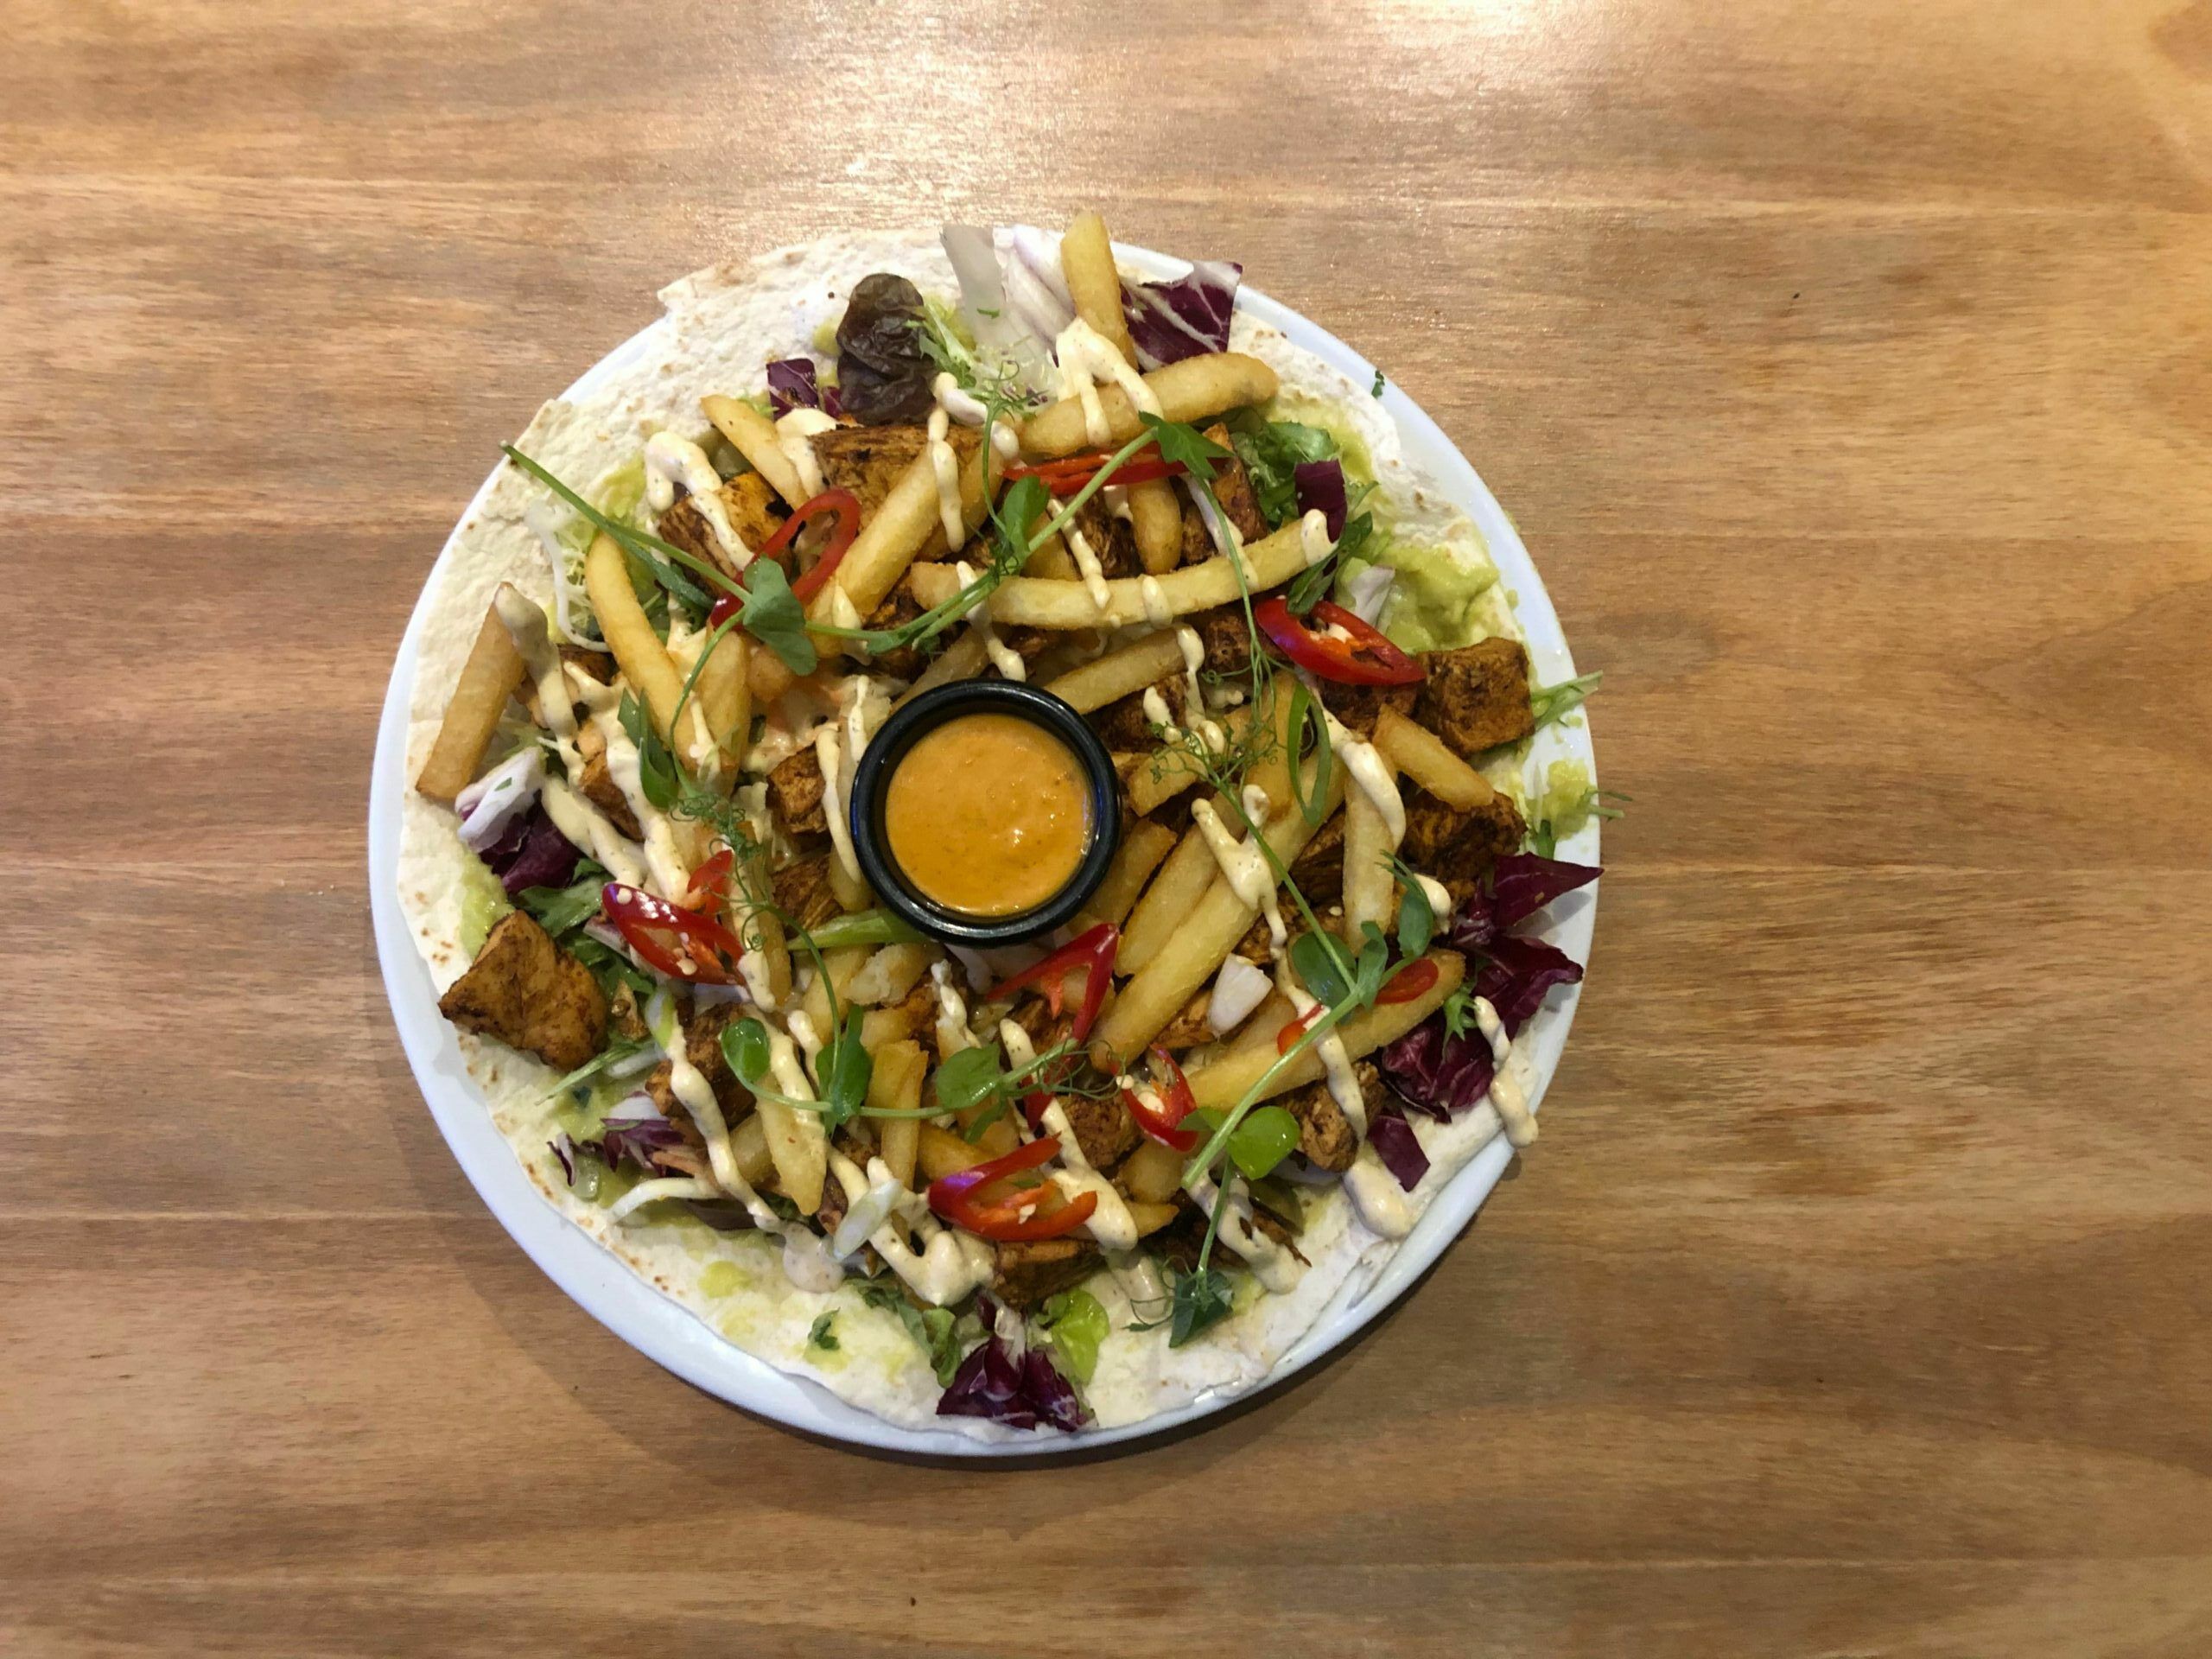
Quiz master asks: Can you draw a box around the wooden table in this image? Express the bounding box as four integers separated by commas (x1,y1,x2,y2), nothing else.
9,2,2209,1653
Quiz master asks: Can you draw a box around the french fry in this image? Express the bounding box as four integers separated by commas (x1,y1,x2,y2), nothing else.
828,855,872,914
583,533,688,742
1019,353,1280,459
906,518,1311,629
1342,789,1394,942
1118,827,1220,976
730,1114,776,1187
1183,951,1465,1112
1125,748,1205,817
695,631,751,787
800,945,870,1038
868,1039,923,1191
918,1122,988,1182
1373,706,1496,810
1024,507,1079,580
702,394,806,508
1092,760,1348,1062
1061,212,1136,360
754,1095,827,1215
849,942,931,1007
1041,631,1185,714
1224,989,1297,1056
1130,483,1182,573
892,627,988,712
416,602,526,803
808,440,1001,632
1125,1198,1180,1238
1243,685,1300,825
1073,820,1178,933
1118,1139,1184,1205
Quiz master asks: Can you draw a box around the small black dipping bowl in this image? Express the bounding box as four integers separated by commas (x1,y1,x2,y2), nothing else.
849,680,1120,948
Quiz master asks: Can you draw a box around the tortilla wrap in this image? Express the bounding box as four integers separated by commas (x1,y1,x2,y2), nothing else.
396,231,1541,1440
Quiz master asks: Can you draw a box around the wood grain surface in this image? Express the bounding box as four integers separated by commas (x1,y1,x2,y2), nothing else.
7,1,2210,1653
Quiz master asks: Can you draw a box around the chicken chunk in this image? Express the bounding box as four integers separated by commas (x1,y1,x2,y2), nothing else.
437,912,608,1071
1401,784,1527,905
766,746,830,836
1275,1060,1387,1173
810,423,981,551
992,1238,1103,1313
1317,677,1419,741
575,723,643,840
644,1000,754,1126
657,470,789,581
771,852,843,931
1414,636,1535,760
1153,988,1217,1051
1089,679,1179,751
1173,424,1269,565
1069,497,1144,580
1184,603,1255,677
1286,808,1346,899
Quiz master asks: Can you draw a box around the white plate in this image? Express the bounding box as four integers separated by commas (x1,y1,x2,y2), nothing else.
369,245,1599,1457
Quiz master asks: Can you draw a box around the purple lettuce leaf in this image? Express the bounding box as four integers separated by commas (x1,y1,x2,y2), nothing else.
1294,459,1347,539
1485,853,1602,931
936,1294,1089,1433
1122,260,1242,369
484,805,582,898
593,1116,690,1174
766,357,843,421
1376,1016,1495,1122
1367,1108,1431,1190
1472,933,1586,1037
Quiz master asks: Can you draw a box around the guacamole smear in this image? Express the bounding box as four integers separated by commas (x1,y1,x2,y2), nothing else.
1360,541,1500,653
455,854,512,957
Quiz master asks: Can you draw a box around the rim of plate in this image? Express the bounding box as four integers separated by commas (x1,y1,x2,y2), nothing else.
367,239,1599,1459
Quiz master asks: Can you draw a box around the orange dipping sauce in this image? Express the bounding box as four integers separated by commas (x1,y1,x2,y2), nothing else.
884,714,1091,917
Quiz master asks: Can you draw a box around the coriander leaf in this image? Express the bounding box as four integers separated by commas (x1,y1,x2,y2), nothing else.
720,1018,772,1088
932,1043,1004,1115
1168,1266,1234,1347
1289,931,1351,1007
1035,1288,1109,1385
1388,853,1434,959
735,559,817,676
1351,921,1391,1008
820,1006,873,1135
807,1312,839,1352
618,691,680,810
1138,412,1232,481
1230,418,1336,527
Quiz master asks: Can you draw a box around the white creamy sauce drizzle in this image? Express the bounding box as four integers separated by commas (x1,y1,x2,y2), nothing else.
776,407,837,499
637,994,794,1237
925,406,967,552
1138,575,1172,628
1175,625,1224,748
1329,709,1407,846
1191,799,1285,949
1052,315,1160,447
541,778,646,891
1039,1100,1138,1252
1476,996,1538,1147
873,1208,997,1306
1344,1143,1414,1237
1065,521,1112,610
1184,1171,1301,1293
1189,477,1247,575
825,1149,908,1264
1276,969,1363,1133
660,620,727,779
932,371,987,427
493,585,583,776
957,559,1026,680
1299,506,1336,569
644,431,751,568
569,671,692,900
606,1176,717,1224
930,960,975,1058
1416,874,1453,928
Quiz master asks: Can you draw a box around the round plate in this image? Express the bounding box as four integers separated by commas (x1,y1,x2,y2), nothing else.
369,242,1599,1457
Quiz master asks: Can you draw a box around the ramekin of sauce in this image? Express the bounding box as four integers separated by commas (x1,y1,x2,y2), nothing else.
850,682,1119,945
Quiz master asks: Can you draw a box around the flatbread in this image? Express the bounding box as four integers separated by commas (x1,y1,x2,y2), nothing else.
396,230,1542,1440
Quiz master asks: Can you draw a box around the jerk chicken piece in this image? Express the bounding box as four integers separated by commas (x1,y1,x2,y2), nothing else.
993,1238,1103,1313
437,912,607,1071
1413,636,1535,760
766,746,830,836
657,471,789,582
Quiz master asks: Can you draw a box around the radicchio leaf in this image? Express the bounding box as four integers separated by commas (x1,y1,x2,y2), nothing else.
1122,259,1243,369
935,1294,1089,1433
766,357,843,420
483,805,582,898
1367,1108,1431,1191
1471,933,1586,1037
1376,1016,1495,1123
1293,459,1348,539
1484,853,1602,931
